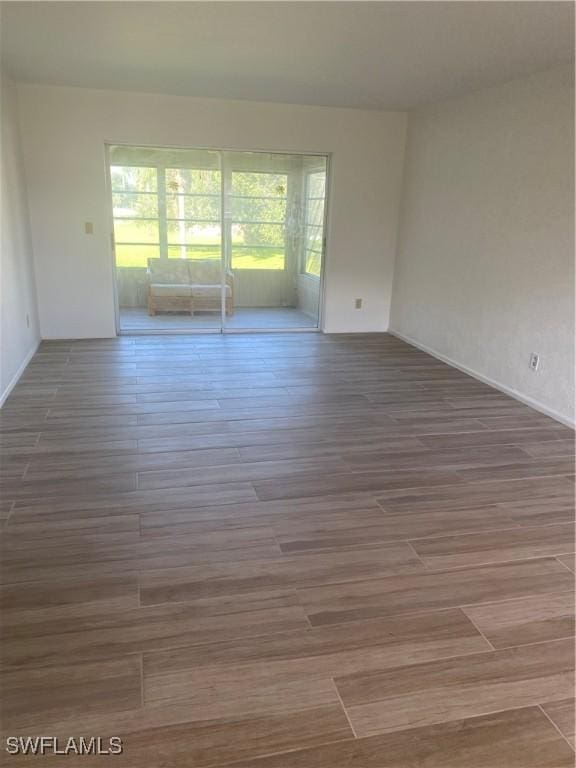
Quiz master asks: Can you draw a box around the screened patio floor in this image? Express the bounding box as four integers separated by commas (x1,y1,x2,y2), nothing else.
119,307,318,332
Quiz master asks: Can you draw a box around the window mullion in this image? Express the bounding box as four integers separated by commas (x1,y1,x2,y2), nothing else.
157,166,168,260
223,160,232,271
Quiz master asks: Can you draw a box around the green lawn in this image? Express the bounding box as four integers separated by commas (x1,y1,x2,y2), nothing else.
115,245,285,270
231,250,285,270
116,219,284,270
116,221,284,269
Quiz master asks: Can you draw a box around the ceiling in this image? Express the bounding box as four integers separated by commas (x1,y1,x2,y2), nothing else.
1,1,573,110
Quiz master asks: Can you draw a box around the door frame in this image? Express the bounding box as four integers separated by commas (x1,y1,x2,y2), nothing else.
104,142,331,336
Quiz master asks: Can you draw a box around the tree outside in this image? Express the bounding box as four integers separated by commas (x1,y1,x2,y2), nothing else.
111,166,296,270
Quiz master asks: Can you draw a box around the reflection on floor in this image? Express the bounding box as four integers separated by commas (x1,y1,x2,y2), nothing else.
120,307,317,331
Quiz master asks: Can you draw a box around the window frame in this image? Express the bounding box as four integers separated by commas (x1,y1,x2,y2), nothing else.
164,168,222,261
301,170,326,279
111,166,162,267
228,170,289,271
110,159,328,276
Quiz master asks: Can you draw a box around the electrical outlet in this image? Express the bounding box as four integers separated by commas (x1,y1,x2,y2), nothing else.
26,313,30,328
355,298,363,309
529,353,540,371
84,222,94,235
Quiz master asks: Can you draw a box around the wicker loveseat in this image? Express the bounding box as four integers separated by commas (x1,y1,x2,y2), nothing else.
147,258,234,316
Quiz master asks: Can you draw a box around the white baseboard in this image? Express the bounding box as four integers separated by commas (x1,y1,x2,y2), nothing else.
0,340,40,408
388,329,575,429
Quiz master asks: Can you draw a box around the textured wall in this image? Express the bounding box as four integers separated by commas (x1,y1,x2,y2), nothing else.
17,84,406,337
390,66,575,424
1,70,40,403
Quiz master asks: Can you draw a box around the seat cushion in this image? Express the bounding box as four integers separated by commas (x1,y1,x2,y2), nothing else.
187,260,222,284
190,284,232,298
150,283,192,297
148,259,190,285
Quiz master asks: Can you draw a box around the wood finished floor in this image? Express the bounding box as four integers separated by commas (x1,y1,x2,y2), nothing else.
0,332,574,767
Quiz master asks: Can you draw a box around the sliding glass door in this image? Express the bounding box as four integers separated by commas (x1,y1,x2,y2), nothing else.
110,147,225,331
108,145,328,333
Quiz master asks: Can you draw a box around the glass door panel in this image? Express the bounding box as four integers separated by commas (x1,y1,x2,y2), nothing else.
109,146,225,332
221,151,327,331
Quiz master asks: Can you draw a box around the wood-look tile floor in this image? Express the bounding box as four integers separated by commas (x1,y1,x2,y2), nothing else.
0,333,574,767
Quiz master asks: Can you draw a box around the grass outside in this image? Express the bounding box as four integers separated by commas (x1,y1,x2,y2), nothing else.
232,249,285,270
115,245,285,270
115,243,286,271
114,221,286,269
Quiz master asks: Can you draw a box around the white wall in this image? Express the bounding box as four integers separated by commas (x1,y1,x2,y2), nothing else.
16,84,406,337
390,65,575,425
0,70,40,404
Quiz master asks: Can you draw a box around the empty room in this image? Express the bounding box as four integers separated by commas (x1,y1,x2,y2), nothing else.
0,1,574,766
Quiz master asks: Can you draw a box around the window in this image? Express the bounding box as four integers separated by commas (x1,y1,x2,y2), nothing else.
302,171,326,278
230,172,287,270
111,166,160,268
111,157,328,277
165,168,221,261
